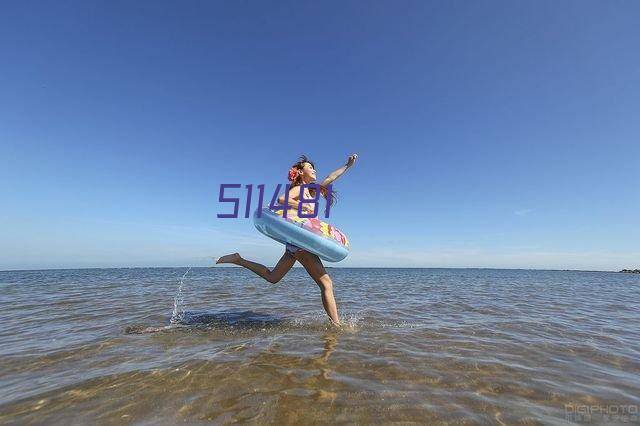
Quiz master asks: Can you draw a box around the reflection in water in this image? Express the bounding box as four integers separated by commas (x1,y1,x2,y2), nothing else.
314,333,339,403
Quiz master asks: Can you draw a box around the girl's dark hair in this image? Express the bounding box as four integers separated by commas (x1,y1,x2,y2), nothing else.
290,155,337,205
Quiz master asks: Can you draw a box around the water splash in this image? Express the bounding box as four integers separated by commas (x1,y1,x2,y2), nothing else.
170,267,191,324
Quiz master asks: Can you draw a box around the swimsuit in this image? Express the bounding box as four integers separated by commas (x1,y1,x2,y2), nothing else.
285,242,303,254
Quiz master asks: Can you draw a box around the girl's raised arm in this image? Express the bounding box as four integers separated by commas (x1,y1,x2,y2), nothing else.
320,154,358,186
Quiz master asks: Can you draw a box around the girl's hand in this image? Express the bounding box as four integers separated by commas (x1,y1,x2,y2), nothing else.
346,153,358,167
300,204,315,214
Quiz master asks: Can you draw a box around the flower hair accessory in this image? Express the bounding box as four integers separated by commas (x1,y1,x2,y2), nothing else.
288,167,300,181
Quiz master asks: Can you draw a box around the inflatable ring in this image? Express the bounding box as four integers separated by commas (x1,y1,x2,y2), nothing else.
253,207,350,262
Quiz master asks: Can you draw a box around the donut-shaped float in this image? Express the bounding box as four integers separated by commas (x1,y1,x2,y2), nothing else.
253,207,350,262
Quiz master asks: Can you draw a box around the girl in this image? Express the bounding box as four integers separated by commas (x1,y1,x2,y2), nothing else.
216,154,358,327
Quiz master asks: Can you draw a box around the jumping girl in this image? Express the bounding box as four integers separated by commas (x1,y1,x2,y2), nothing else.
216,154,358,327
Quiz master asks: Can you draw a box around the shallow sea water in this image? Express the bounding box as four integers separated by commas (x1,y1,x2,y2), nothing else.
0,267,638,424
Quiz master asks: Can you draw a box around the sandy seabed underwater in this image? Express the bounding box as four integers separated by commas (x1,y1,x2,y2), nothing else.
0,267,639,424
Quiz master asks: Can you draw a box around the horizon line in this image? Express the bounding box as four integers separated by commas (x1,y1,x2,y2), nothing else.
0,265,630,274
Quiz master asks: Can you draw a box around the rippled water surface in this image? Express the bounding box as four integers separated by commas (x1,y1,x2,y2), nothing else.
0,267,639,424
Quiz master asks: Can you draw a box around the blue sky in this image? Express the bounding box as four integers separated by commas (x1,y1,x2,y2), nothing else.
1,0,638,271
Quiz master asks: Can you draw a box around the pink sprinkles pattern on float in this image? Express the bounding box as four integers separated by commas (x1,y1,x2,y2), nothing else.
275,211,349,248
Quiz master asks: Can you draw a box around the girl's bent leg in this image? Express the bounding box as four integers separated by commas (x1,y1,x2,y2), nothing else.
295,251,341,326
216,252,295,284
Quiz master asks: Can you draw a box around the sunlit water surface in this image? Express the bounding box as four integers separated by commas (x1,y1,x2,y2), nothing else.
0,267,638,424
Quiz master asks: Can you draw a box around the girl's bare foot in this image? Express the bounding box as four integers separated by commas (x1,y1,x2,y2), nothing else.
216,253,241,265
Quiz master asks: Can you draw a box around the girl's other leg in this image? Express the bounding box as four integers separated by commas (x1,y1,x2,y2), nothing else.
294,251,341,326
216,252,295,284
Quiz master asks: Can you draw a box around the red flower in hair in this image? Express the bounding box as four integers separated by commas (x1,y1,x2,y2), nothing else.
288,167,300,181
